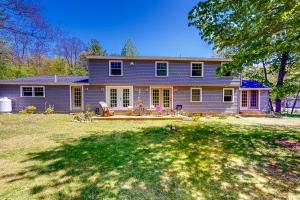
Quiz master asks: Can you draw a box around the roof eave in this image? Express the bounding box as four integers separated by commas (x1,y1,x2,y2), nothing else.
86,56,232,62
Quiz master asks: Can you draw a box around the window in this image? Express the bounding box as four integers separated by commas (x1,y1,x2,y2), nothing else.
223,88,234,102
221,63,232,76
191,88,202,102
191,62,204,77
155,62,168,77
21,86,44,97
109,61,123,76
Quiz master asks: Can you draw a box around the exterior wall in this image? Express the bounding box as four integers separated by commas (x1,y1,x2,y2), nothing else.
0,85,70,113
89,60,240,86
260,90,270,112
133,86,150,107
173,86,239,113
83,85,106,112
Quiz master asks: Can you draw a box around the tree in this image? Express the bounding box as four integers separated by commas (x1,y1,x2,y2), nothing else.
189,0,300,113
86,39,106,56
55,36,86,68
121,39,139,57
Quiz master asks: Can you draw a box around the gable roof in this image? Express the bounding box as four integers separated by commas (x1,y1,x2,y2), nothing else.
0,76,88,85
241,80,270,89
86,56,231,62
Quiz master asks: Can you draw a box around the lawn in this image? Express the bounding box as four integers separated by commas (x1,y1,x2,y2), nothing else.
0,115,299,200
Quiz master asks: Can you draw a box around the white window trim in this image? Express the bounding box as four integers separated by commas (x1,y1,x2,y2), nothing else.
155,61,169,77
190,62,204,77
223,88,234,103
190,88,202,102
109,60,123,76
20,86,45,97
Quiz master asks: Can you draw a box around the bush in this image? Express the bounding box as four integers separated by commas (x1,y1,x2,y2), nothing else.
19,106,37,114
85,103,91,112
192,115,202,122
44,105,55,114
73,114,81,122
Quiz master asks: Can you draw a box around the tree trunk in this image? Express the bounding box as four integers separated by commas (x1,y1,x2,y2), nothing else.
275,53,289,113
291,92,299,114
262,61,274,112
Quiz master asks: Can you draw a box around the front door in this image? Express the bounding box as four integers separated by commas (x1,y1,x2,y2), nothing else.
106,86,132,110
72,86,82,111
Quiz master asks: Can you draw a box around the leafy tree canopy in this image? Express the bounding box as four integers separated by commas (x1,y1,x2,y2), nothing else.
189,0,300,112
121,39,139,57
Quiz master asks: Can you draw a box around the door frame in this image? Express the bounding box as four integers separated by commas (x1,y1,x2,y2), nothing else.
70,85,84,112
239,90,260,111
149,86,173,109
105,86,133,110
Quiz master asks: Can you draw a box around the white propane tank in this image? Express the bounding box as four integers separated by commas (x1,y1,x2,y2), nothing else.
0,97,12,113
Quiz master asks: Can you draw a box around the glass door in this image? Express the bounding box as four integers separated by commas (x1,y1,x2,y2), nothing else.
241,91,248,109
107,87,132,110
250,90,259,109
151,88,172,109
72,87,82,111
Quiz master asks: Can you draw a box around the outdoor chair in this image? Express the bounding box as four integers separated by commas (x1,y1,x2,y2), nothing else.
99,101,114,117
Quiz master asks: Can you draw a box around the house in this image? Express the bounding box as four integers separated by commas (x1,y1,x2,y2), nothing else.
0,56,271,114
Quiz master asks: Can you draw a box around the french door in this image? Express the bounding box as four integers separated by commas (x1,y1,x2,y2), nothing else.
151,88,172,109
106,86,133,110
241,90,259,110
72,86,83,111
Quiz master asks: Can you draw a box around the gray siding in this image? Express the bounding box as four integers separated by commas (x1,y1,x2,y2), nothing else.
89,60,240,86
173,86,239,113
0,85,70,113
83,85,106,112
260,90,270,112
133,86,150,107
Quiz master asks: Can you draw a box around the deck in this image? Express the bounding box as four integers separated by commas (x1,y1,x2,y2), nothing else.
92,115,184,120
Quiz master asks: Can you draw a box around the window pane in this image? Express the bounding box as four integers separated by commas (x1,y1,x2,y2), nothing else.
224,89,233,102
156,63,167,76
34,87,44,96
152,89,159,106
192,89,201,101
224,96,232,102
157,69,167,76
192,63,202,76
224,90,232,96
22,87,32,96
110,89,117,107
110,62,122,75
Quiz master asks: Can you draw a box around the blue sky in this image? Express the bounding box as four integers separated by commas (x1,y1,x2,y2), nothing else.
41,0,213,57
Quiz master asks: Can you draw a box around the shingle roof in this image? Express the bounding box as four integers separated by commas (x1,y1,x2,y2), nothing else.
241,80,270,89
0,76,88,85
86,55,231,62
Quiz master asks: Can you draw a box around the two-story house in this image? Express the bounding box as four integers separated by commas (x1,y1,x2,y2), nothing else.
0,56,271,114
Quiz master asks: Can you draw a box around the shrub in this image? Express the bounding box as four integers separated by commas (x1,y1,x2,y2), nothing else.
84,111,94,122
192,115,202,122
19,106,37,114
85,103,91,112
73,114,81,122
217,114,228,119
44,105,55,114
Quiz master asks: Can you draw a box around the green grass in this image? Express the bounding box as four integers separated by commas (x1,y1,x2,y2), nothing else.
0,115,299,199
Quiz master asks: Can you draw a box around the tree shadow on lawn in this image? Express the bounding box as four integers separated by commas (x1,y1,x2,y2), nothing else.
4,123,300,199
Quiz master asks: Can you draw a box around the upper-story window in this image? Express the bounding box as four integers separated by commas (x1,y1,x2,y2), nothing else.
21,86,45,97
223,88,234,103
155,61,168,77
109,61,123,76
221,62,232,76
190,62,204,77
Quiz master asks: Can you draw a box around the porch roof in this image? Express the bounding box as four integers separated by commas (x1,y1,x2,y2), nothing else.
241,80,270,89
0,76,89,85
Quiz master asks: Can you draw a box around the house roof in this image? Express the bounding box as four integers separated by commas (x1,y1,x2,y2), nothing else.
0,76,89,85
86,56,231,62
241,80,270,89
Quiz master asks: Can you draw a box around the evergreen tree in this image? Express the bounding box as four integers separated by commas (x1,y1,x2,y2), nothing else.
121,39,139,57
